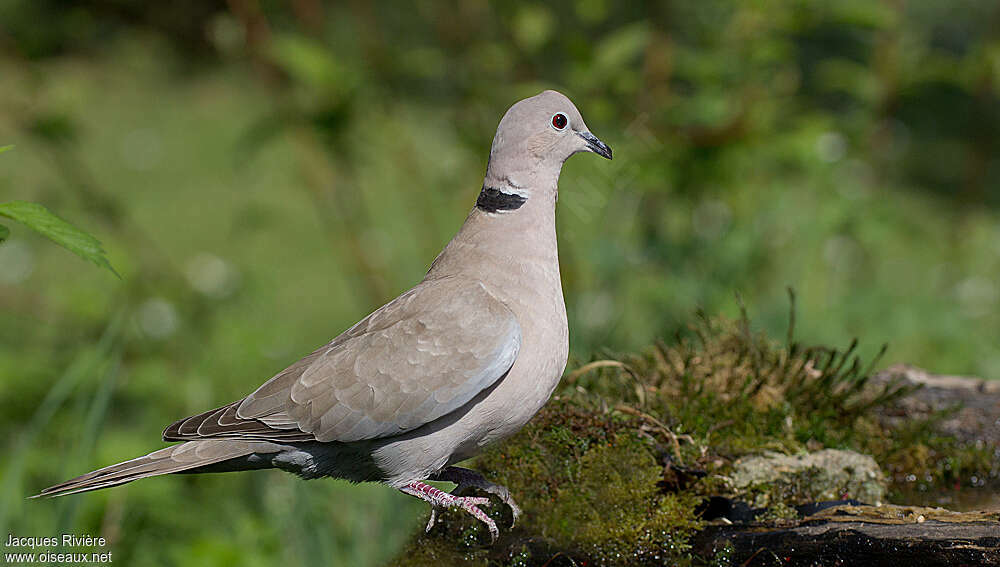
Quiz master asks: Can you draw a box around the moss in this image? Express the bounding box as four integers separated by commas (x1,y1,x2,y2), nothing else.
568,308,993,498
391,402,702,566
475,399,630,508
388,305,997,566
737,465,824,509
476,401,702,565
536,435,701,563
757,502,798,524
707,541,736,567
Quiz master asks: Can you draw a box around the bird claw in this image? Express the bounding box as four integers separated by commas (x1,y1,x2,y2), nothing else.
431,466,522,528
456,496,498,542
402,481,499,542
424,496,497,541
473,483,521,527
404,469,515,543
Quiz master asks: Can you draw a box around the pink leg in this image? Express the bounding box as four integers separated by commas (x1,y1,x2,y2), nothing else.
400,480,499,542
430,466,522,526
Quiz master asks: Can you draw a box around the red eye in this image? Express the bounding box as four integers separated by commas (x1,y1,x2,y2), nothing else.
551,113,567,130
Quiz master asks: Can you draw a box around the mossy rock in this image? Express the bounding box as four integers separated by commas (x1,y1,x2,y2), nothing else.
729,449,887,508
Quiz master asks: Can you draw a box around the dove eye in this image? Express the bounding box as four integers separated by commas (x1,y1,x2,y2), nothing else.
551,113,568,130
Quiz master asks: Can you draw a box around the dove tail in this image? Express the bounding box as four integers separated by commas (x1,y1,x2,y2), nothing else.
34,440,262,498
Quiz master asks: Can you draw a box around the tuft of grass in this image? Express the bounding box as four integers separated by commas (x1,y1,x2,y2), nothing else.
570,291,914,454
0,314,124,535
565,294,953,474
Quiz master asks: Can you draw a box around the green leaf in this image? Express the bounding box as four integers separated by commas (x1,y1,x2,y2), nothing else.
0,201,118,277
0,145,13,154
0,224,8,243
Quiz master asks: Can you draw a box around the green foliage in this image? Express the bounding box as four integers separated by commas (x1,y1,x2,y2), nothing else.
1,2,999,566
0,145,114,274
0,201,117,276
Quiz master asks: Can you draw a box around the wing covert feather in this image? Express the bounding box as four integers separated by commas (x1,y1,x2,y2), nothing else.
235,277,521,442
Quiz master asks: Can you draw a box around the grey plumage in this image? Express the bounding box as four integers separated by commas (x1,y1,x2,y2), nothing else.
37,90,612,540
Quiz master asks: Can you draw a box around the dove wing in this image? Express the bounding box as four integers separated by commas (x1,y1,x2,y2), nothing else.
163,276,520,443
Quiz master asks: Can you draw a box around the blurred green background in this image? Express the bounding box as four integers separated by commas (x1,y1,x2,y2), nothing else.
1,1,999,565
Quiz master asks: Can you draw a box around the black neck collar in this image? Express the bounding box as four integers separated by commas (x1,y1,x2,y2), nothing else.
476,186,526,213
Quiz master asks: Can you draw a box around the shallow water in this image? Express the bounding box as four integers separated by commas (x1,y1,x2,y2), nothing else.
893,486,1000,512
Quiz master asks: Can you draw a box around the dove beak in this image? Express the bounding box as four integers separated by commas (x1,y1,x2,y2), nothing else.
577,131,613,160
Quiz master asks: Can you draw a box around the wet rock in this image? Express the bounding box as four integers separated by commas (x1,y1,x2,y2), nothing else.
806,503,999,524
697,497,867,523
730,449,886,507
694,504,1000,567
875,364,1000,446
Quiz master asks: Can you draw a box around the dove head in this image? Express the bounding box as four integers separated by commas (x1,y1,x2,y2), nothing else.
482,90,611,198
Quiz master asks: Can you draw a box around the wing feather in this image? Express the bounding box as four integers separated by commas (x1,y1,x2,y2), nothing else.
163,277,520,444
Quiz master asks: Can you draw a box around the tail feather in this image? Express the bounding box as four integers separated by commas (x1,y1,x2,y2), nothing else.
35,440,264,498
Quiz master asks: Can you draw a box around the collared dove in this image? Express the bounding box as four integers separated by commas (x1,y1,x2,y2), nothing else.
37,90,612,541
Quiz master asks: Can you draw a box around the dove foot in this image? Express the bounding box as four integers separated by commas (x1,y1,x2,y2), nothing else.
430,466,522,526
401,480,499,542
